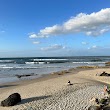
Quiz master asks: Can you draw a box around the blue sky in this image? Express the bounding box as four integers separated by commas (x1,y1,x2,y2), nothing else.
0,0,110,57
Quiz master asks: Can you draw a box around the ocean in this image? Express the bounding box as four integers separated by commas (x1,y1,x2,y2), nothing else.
0,56,109,84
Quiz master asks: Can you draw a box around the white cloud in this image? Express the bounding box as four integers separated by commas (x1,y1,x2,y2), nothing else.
33,41,40,44
82,42,88,45
86,28,110,36
41,44,65,51
29,8,110,38
29,34,38,38
88,45,97,50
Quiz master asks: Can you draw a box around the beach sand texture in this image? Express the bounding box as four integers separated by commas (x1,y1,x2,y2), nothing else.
0,68,110,110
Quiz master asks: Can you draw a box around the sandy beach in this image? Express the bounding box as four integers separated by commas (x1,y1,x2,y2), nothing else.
0,67,110,110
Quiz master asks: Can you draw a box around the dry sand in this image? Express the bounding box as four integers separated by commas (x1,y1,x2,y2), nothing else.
0,67,110,110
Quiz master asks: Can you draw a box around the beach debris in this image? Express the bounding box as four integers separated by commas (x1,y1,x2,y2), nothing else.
1,93,21,107
68,80,73,85
105,62,110,66
57,70,69,75
51,70,70,75
100,98,109,106
90,97,96,102
103,85,108,95
103,85,110,95
77,66,99,69
88,105,100,110
68,68,75,71
15,73,36,78
99,71,110,76
89,94,110,110
89,85,110,109
15,75,22,78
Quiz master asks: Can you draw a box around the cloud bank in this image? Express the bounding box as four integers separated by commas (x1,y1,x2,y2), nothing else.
41,44,65,51
29,8,110,38
33,41,40,44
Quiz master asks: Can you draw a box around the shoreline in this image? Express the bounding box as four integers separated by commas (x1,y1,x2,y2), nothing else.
0,66,109,93
0,67,81,93
0,65,108,84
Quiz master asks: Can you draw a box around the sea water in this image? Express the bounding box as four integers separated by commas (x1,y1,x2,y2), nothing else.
0,56,108,84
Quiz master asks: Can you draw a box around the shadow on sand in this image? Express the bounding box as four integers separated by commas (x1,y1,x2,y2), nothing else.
18,95,51,105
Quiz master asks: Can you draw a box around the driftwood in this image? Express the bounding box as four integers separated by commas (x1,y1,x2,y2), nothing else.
15,73,36,78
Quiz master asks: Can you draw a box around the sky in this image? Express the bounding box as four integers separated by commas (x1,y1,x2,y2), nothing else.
0,0,110,57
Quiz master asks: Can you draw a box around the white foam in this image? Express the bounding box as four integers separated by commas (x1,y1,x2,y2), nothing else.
38,62,46,64
72,62,105,64
0,60,14,63
25,62,36,64
33,59,68,61
0,65,6,67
